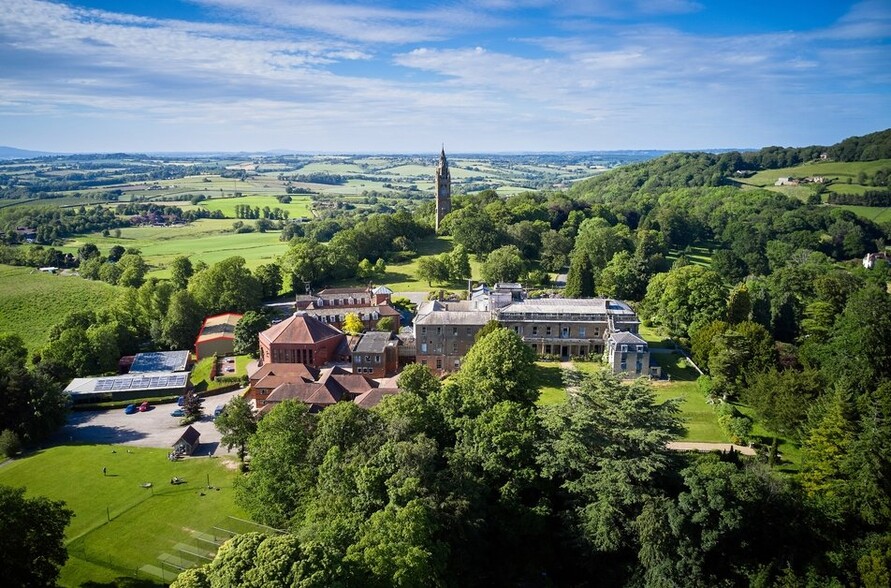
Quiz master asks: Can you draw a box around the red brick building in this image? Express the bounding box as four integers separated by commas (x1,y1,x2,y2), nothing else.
258,312,349,367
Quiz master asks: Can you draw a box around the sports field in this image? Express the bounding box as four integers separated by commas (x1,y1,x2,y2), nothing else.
0,445,249,586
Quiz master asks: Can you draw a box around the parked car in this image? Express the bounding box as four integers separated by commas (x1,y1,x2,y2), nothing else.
170,408,185,417
213,405,225,418
124,404,137,414
138,401,150,412
176,396,184,406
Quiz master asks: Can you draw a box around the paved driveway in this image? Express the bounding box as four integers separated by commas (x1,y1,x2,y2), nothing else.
53,388,248,455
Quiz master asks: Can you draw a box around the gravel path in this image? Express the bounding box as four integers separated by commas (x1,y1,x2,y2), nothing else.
667,441,756,455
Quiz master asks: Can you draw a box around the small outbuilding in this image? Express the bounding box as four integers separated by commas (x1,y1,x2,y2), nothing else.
172,425,201,456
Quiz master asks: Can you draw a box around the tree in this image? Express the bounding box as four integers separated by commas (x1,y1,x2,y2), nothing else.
540,230,573,272
448,244,471,281
236,400,315,528
416,256,449,287
825,284,891,394
254,263,282,299
726,283,752,325
454,328,538,414
0,485,73,587
538,371,682,552
564,249,595,298
396,363,441,398
116,252,147,288
161,290,205,350
169,255,193,290
342,312,364,335
596,250,649,301
376,316,395,332
181,390,204,422
233,311,269,357
107,244,126,263
445,206,502,254
279,239,332,291
480,245,526,284
188,256,261,315
214,397,257,465
641,264,728,339
711,249,748,283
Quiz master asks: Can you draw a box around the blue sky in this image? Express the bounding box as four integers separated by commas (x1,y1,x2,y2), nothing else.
0,0,889,153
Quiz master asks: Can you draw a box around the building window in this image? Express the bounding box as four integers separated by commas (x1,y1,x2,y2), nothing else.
621,344,628,352
561,326,569,338
452,342,458,353
355,356,361,364
532,326,538,335
420,359,427,366
514,326,520,334
453,327,458,335
375,355,381,363
637,345,644,353
544,345,551,354
466,327,471,335
454,360,460,367
437,327,442,335
436,359,442,370
579,327,586,337
421,326,427,335
546,326,552,336
421,343,428,353
620,362,627,371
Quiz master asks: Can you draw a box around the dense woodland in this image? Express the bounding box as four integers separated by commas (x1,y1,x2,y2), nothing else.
1,130,891,586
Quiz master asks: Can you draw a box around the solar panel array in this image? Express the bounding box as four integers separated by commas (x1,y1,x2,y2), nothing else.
92,373,188,392
129,350,190,373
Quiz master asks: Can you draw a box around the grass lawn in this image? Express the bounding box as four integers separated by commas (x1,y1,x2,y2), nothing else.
0,445,248,587
638,324,674,349
533,361,567,405
829,204,891,223
649,352,726,443
376,235,484,292
190,355,250,392
0,264,122,352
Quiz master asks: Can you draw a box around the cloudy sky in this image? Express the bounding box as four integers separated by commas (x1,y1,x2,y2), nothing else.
1,0,889,153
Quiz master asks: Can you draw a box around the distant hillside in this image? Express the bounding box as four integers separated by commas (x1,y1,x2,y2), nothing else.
570,128,891,202
0,146,57,159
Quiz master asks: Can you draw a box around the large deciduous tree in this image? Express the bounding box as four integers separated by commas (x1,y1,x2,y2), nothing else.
480,245,526,285
214,397,257,464
188,256,261,315
0,485,73,587
233,311,269,357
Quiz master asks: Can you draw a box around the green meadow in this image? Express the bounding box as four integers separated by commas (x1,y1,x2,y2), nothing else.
195,194,313,218
58,219,289,277
0,445,248,587
738,158,891,189
0,264,121,352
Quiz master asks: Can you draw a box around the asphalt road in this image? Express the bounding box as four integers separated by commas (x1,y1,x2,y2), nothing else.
52,388,248,455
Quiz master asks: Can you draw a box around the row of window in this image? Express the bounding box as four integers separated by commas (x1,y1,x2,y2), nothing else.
355,367,377,374
420,326,475,336
419,342,460,354
617,344,646,353
316,297,369,307
318,311,380,323
354,355,382,364
513,325,599,338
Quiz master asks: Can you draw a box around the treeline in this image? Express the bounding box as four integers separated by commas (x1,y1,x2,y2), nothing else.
232,204,290,220
279,210,430,290
174,328,891,588
828,190,891,206
0,205,127,244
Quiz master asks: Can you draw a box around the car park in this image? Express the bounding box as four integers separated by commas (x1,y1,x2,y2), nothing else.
124,404,137,414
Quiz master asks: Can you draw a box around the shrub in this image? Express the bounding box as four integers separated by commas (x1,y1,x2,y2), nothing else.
0,430,22,458
716,403,753,445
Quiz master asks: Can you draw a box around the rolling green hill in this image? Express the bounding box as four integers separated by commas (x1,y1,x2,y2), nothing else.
0,264,121,351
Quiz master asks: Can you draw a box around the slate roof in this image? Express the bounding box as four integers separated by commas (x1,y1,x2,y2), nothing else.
175,425,200,447
353,331,397,354
250,363,319,389
414,310,491,326
608,331,647,345
259,312,344,345
354,387,400,409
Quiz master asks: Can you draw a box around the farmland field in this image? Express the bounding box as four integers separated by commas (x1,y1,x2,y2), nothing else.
57,219,289,277
196,194,313,218
737,158,891,189
0,445,248,587
0,264,121,351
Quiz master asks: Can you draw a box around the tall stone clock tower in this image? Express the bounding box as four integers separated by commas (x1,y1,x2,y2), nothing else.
434,146,451,233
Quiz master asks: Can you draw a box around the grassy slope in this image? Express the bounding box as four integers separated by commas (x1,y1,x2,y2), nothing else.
196,195,312,218
0,445,247,587
0,264,121,351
